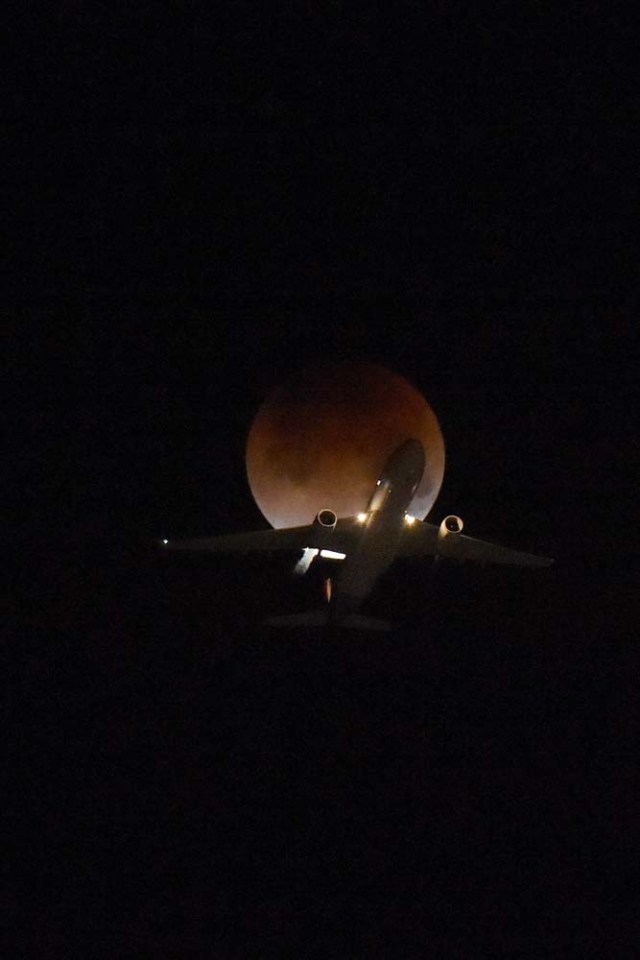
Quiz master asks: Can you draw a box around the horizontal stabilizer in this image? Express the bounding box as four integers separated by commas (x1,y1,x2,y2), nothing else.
266,611,329,628
266,611,392,632
341,615,392,632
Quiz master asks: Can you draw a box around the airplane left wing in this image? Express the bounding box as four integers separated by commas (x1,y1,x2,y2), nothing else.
160,516,362,556
398,521,553,567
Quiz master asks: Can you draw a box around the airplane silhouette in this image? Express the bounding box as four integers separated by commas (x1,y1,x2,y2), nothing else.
161,439,552,630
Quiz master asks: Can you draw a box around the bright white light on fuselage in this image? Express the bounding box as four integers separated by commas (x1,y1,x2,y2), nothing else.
320,549,346,560
162,539,169,544
357,512,367,523
404,514,416,526
294,547,319,575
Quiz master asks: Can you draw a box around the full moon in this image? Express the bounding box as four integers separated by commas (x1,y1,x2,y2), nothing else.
246,362,445,529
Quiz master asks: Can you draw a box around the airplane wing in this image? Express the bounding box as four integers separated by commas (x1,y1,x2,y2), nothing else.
159,517,362,556
397,521,553,567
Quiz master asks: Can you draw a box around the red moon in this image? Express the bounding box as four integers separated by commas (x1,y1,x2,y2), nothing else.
246,362,445,529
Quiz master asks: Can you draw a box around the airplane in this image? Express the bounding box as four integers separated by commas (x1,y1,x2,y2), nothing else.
160,438,553,630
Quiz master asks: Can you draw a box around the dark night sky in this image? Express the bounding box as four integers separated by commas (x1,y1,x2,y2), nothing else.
6,4,639,957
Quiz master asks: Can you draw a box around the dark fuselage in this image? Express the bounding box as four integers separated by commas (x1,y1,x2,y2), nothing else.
331,439,425,622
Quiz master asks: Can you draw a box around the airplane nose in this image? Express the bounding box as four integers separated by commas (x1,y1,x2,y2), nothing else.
383,438,426,485
402,438,426,481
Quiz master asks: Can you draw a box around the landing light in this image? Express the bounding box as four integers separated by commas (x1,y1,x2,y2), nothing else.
404,514,416,526
357,512,368,523
162,539,169,544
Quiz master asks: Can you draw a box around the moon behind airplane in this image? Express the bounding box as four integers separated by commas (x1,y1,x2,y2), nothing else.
245,363,445,529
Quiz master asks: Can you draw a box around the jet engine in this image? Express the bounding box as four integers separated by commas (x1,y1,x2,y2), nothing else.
315,509,338,530
439,515,464,537
293,509,339,576
437,515,464,557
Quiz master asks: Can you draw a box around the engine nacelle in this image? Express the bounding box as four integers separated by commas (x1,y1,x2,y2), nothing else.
315,509,338,530
293,509,338,576
439,515,464,538
437,515,464,557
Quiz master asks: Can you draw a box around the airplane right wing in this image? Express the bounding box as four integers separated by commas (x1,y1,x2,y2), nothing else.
398,521,553,568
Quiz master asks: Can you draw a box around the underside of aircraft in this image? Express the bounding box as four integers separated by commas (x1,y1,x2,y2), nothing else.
161,439,553,630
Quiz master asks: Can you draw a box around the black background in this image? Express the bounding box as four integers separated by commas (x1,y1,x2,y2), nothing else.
6,4,638,956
